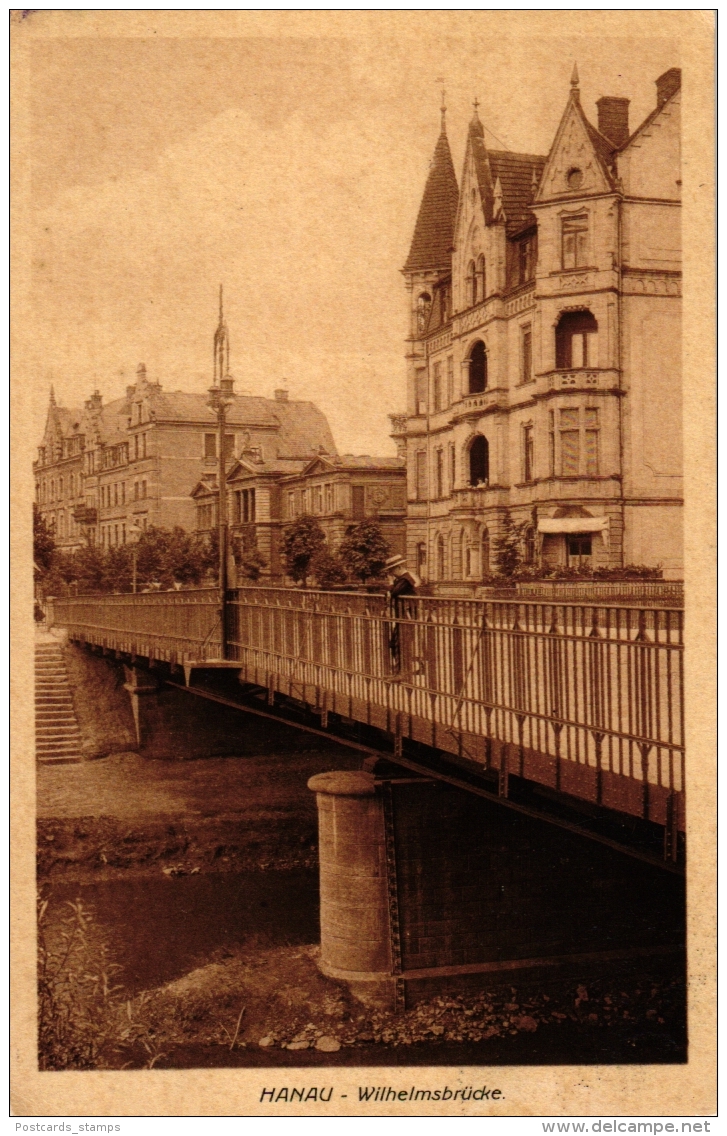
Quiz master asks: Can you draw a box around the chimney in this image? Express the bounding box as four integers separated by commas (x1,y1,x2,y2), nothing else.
656,68,681,108
274,389,289,401
596,96,630,148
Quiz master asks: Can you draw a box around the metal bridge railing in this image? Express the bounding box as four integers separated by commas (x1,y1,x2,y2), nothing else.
51,588,223,663
50,586,685,800
226,587,684,796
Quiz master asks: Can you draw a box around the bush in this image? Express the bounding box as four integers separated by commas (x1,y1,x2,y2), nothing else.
337,519,390,583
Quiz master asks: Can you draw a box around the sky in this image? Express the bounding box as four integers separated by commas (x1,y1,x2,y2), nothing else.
26,20,679,455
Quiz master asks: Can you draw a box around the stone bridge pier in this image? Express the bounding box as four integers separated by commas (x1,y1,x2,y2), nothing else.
309,768,685,1009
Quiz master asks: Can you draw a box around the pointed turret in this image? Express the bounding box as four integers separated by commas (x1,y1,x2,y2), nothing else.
49,385,56,408
403,115,459,273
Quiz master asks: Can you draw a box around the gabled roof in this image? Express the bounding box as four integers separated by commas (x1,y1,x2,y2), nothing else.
535,75,617,204
488,152,547,236
37,382,339,466
190,476,218,499
288,453,406,480
403,123,459,274
621,73,681,151
453,110,546,240
227,457,312,481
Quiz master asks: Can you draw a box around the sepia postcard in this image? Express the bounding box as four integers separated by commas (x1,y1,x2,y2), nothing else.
10,9,716,1119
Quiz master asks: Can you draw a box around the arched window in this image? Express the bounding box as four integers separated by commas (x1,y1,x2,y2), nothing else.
468,341,487,394
468,435,489,487
466,261,477,307
481,527,490,576
436,534,445,580
555,310,598,369
476,255,486,303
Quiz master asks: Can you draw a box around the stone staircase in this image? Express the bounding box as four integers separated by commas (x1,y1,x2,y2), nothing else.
35,641,83,764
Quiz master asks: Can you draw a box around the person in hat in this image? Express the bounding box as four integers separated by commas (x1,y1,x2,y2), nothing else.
384,554,419,678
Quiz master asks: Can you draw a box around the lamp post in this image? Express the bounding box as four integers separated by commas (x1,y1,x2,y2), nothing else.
127,519,143,593
208,372,235,658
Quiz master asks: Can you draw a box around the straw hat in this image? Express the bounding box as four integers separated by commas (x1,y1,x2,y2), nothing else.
384,554,407,571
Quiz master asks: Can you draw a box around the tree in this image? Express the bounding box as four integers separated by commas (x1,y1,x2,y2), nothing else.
135,525,213,589
232,530,267,583
310,546,347,590
337,518,390,583
493,512,529,578
33,505,55,576
282,515,326,585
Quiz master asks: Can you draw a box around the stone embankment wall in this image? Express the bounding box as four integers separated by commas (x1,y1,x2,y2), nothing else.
63,644,137,759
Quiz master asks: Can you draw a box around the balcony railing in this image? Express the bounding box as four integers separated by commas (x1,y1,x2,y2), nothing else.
451,390,504,419
546,369,619,391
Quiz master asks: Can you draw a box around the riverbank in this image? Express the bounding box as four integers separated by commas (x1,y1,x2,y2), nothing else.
37,746,359,883
93,942,688,1069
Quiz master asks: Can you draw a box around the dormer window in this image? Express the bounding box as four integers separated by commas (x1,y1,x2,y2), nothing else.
562,214,588,269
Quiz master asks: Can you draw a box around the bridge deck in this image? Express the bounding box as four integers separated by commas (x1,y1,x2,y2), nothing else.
51,586,685,834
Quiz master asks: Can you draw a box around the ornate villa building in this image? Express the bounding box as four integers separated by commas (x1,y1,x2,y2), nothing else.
390,66,682,582
193,452,406,581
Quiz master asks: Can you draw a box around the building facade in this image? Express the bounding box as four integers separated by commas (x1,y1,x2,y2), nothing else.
34,314,337,553
392,67,682,582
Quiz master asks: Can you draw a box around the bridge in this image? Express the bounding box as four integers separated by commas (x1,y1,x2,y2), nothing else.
49,586,686,1007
